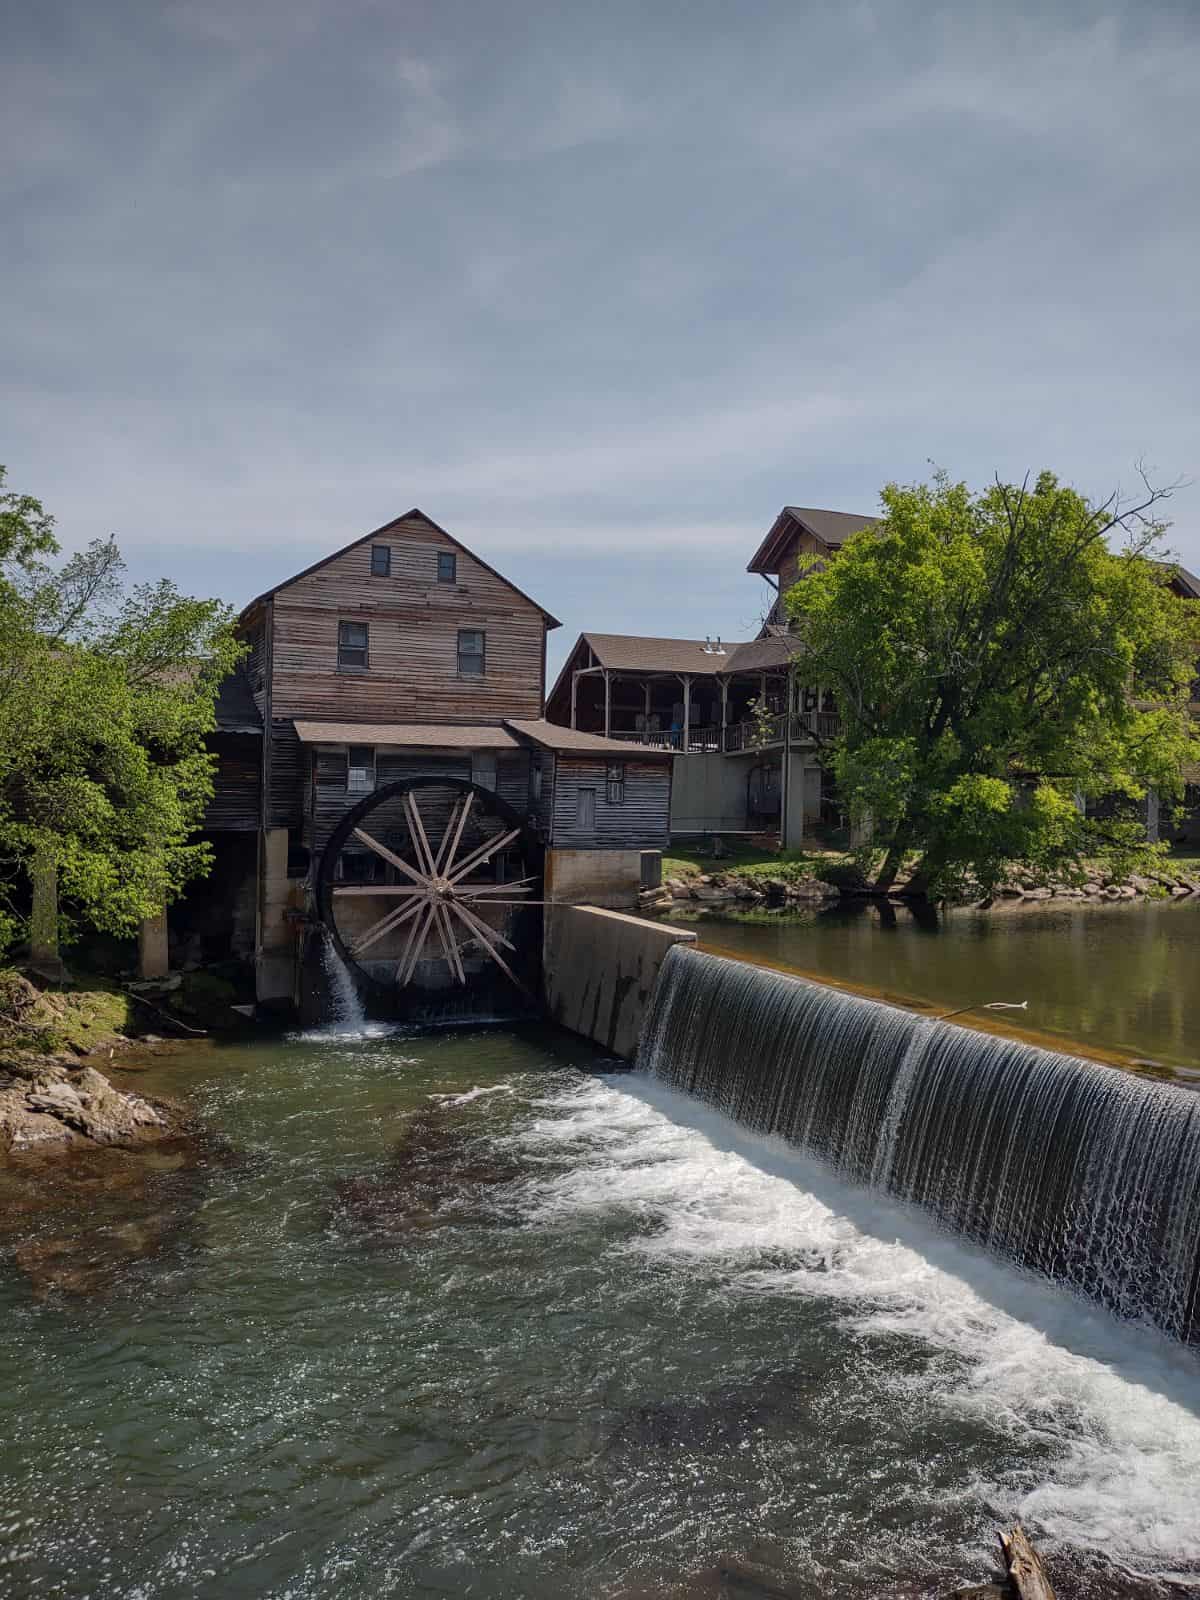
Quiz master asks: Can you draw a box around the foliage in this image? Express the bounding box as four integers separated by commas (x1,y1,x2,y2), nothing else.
786,469,1199,898
745,695,778,753
0,466,243,953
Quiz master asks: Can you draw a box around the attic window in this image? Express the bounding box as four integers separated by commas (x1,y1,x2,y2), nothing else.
370,545,391,577
438,551,457,584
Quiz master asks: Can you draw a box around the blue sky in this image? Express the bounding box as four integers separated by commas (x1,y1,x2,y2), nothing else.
5,0,1198,677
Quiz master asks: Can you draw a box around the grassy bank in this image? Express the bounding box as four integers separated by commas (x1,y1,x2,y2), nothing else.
0,969,138,1061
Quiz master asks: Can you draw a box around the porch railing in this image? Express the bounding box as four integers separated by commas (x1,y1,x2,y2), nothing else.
606,713,839,754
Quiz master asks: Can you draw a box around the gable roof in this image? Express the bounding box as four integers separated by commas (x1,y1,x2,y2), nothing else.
239,508,561,627
1163,562,1200,600
504,718,674,760
747,505,880,575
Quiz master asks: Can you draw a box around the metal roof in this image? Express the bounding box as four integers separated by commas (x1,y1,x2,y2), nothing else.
293,720,522,749
504,719,675,759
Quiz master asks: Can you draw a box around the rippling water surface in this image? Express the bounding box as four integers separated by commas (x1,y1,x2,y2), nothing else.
3,1022,1200,1598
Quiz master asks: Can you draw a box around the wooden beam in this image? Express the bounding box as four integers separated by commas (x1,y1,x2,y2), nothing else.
603,669,612,739
352,826,426,888
445,826,522,887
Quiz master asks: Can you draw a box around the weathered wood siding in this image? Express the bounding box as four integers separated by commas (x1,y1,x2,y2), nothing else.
550,757,671,850
240,605,270,716
267,721,304,829
268,516,547,724
531,750,557,837
308,751,474,857
203,736,261,832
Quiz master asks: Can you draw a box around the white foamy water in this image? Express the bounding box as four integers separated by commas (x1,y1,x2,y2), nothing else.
503,1071,1200,1579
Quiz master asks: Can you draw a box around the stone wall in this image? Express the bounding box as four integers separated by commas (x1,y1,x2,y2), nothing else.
542,905,696,1060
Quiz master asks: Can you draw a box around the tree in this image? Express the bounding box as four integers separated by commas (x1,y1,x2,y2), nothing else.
0,466,243,953
786,469,1199,899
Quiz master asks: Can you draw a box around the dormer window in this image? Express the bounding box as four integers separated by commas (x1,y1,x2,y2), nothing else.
438,551,457,584
370,545,391,577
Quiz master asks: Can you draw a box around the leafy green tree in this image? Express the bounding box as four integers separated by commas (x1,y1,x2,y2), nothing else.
0,466,243,953
786,469,1198,898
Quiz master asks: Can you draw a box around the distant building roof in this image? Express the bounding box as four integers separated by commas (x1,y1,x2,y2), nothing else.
576,632,732,675
293,720,521,750
747,505,880,575
504,718,675,760
725,634,798,673
212,669,262,734
1164,562,1200,599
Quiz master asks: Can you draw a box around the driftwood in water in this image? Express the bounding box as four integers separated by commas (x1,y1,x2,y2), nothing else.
944,1527,1055,1600
998,1527,1055,1600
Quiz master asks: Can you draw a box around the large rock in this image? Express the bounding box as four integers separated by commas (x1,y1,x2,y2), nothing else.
1,1064,165,1152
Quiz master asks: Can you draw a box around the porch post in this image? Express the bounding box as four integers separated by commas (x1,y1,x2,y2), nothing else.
603,669,612,739
570,670,579,729
720,678,729,752
682,674,691,752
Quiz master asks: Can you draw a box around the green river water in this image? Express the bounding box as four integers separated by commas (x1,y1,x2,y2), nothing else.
2,902,1200,1598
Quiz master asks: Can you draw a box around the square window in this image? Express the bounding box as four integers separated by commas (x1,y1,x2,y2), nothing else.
370,545,391,577
347,745,375,792
438,551,457,584
337,620,369,669
457,629,485,676
338,621,369,669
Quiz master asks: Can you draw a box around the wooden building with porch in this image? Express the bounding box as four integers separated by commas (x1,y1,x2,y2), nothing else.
544,506,877,843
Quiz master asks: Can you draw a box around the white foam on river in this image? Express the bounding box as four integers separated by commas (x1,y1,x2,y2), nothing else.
505,1071,1200,1579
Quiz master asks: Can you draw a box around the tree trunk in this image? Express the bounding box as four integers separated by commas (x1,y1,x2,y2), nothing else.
873,822,914,893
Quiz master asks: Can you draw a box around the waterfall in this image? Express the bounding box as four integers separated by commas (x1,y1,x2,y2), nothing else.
319,930,369,1033
638,946,1200,1344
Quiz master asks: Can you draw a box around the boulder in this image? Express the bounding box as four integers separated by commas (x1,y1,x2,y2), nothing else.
2,1064,165,1152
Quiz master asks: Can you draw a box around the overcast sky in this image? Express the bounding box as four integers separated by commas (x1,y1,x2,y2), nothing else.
5,0,1198,675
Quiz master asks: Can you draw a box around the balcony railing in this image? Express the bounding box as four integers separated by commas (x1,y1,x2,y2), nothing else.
607,713,839,754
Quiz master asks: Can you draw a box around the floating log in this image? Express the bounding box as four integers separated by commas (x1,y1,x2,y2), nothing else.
998,1527,1056,1600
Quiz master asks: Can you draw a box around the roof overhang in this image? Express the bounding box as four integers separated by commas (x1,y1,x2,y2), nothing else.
293,720,521,750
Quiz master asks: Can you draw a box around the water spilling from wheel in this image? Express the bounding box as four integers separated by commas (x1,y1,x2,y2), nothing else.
638,945,1200,1344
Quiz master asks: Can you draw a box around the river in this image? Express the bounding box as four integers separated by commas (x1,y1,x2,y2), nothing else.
656,897,1200,1074
3,1016,1200,1598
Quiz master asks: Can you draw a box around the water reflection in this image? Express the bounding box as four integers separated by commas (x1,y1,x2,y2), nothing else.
660,898,1200,1071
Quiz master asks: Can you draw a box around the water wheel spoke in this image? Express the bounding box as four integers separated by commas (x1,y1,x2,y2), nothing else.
449,897,517,954
403,792,439,878
433,902,467,985
457,876,538,900
351,897,427,957
437,792,474,875
333,885,424,898
397,901,438,984
448,902,532,1000
445,826,522,887
351,826,427,888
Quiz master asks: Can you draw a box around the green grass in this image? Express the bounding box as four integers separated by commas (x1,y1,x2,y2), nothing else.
662,842,859,886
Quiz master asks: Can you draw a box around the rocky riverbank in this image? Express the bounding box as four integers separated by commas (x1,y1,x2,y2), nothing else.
641,861,1200,915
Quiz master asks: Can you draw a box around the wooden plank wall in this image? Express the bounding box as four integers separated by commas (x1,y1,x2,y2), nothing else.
268,517,547,724
550,757,671,850
267,722,304,829
531,750,557,837
202,736,261,832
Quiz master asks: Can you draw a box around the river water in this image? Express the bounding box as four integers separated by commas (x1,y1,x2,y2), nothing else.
3,1020,1200,1599
659,898,1200,1074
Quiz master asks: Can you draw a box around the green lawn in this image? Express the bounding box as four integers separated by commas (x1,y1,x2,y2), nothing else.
662,842,854,885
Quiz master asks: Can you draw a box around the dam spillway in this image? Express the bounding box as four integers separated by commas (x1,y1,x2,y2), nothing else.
637,945,1200,1344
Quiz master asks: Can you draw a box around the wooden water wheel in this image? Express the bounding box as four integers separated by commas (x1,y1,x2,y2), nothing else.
315,776,543,1005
